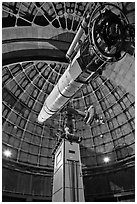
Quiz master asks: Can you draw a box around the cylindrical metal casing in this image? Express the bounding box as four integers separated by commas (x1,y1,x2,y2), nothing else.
66,17,89,59
38,58,83,123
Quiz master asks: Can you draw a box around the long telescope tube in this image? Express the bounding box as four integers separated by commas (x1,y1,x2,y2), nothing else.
38,51,88,123
38,15,91,123
37,2,131,123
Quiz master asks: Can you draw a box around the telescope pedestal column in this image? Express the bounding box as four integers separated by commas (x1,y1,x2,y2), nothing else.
52,138,85,202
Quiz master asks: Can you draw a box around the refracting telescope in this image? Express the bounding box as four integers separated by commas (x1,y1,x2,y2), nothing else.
38,3,132,123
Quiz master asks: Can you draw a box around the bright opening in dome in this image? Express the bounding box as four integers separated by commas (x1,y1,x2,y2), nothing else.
103,156,110,163
3,149,12,158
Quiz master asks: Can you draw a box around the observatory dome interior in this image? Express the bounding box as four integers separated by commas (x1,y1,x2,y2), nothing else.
2,2,135,202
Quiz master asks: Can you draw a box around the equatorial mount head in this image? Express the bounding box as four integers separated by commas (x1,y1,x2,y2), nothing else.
88,3,129,62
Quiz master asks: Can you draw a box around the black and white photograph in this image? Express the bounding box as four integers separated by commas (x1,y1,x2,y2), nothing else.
2,2,135,202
